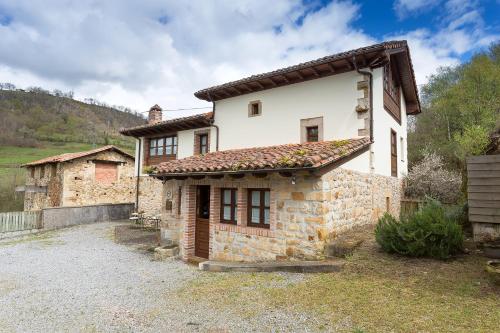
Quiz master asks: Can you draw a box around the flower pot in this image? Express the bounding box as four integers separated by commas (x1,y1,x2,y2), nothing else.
483,242,500,259
485,260,500,286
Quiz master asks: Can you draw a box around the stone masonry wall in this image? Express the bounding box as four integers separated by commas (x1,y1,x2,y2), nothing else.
61,151,135,206
24,163,63,211
322,168,402,239
136,176,164,216
158,168,402,262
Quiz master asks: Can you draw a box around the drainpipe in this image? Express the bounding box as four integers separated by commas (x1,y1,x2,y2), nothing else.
353,55,374,143
207,92,219,151
135,137,141,211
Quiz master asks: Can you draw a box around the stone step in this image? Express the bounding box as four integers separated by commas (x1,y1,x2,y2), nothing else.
324,239,364,258
199,260,344,273
153,245,179,261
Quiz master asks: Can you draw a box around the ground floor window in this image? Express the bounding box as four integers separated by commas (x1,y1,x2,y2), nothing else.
247,189,270,228
220,188,237,224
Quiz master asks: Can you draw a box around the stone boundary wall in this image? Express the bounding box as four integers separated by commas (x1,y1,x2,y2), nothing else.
42,203,134,230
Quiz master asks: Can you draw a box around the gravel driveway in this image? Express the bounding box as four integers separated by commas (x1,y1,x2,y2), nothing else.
0,223,316,333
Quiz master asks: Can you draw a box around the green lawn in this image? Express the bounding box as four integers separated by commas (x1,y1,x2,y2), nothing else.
0,142,96,167
177,240,500,333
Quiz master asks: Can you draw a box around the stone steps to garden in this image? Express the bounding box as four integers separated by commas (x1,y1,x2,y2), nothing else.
199,259,344,273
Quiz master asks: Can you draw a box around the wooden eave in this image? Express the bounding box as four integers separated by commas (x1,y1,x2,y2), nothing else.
194,40,421,115
120,116,213,138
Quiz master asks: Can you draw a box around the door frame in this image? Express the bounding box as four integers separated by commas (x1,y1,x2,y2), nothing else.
194,185,210,258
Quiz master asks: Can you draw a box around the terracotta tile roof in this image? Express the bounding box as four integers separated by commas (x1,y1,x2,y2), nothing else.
154,137,370,176
194,40,420,114
120,112,213,137
22,145,134,167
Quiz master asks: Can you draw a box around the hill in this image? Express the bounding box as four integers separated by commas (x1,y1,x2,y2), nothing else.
0,89,145,212
0,89,146,149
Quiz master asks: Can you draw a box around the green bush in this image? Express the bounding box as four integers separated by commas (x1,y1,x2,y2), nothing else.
375,200,464,259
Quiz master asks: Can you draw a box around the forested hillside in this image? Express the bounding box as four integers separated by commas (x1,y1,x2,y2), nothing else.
0,89,146,149
408,42,500,171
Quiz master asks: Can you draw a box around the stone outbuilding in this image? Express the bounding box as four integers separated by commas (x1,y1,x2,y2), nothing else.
22,145,135,211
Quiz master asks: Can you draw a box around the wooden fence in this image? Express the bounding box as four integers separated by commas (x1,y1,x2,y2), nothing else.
467,155,500,225
0,211,43,233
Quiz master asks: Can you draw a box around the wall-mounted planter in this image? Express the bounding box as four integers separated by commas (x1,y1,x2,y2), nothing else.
485,260,500,286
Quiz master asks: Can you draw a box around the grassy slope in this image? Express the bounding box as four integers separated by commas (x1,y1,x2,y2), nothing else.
175,240,500,333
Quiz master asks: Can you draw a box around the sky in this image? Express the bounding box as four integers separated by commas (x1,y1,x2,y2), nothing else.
0,0,499,118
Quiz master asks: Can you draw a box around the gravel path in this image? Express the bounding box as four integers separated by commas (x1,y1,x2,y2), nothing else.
0,223,319,333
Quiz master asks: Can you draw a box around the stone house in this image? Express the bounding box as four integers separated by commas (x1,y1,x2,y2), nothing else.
120,40,421,262
22,146,135,211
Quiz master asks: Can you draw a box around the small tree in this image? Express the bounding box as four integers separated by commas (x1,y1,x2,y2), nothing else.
404,152,462,204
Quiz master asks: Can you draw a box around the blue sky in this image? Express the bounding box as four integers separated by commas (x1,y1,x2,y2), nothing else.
0,0,498,113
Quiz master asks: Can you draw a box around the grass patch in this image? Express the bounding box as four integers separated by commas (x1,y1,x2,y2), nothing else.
0,230,62,247
176,241,500,332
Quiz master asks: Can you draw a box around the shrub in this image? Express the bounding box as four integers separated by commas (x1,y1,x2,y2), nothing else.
375,200,464,259
404,152,462,204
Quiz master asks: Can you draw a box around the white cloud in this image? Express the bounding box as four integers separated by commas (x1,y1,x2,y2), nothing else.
0,0,497,116
394,0,440,19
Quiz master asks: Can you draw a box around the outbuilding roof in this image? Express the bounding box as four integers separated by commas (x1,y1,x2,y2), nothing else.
194,40,420,114
22,145,134,167
153,137,370,177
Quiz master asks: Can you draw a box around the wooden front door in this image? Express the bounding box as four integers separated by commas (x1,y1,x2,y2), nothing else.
195,185,210,258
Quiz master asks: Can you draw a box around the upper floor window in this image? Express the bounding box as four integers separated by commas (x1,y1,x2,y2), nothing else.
306,126,319,142
199,134,208,154
40,165,45,178
30,167,35,178
247,189,270,229
149,136,177,157
390,129,398,177
300,117,323,143
220,188,237,225
383,62,401,122
248,100,262,117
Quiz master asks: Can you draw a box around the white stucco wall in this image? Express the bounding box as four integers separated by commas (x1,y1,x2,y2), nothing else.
177,126,215,159
212,71,371,173
132,67,409,178
371,67,408,178
213,71,364,148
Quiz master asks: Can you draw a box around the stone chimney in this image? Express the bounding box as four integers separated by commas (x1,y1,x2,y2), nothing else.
148,104,162,124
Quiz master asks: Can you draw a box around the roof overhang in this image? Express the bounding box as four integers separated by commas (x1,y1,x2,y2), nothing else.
120,112,213,137
194,40,421,115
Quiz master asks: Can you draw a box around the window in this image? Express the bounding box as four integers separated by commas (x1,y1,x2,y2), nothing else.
383,62,401,122
220,188,237,224
300,117,323,143
40,166,45,178
149,136,177,157
165,136,177,155
248,100,262,117
199,134,208,154
149,139,157,156
30,167,35,178
390,130,398,177
247,189,270,228
306,126,319,142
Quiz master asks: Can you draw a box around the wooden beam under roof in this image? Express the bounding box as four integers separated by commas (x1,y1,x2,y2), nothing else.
268,77,278,86
254,81,265,89
310,66,320,77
